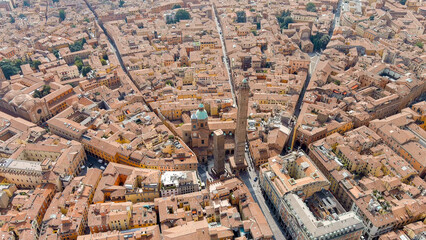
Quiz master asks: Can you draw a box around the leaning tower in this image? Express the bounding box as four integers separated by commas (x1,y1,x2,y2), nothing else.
232,78,250,171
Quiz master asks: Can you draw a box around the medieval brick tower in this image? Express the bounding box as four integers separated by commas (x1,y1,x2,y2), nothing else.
231,78,250,172
213,129,225,176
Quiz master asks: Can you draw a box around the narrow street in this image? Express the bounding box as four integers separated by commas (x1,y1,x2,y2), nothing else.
212,4,237,107
241,152,288,240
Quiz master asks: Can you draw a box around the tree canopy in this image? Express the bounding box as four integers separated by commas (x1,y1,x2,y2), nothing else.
69,38,86,52
33,85,51,98
175,9,191,21
81,66,92,77
31,60,42,70
52,49,60,58
306,2,317,12
59,9,66,21
236,11,246,23
10,16,15,23
172,4,181,9
74,57,83,71
277,10,293,29
277,11,294,29
0,60,20,79
119,0,125,7
310,33,330,51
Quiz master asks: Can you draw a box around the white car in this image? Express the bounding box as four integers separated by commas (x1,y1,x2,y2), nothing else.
98,159,103,164
100,166,106,170
80,165,86,169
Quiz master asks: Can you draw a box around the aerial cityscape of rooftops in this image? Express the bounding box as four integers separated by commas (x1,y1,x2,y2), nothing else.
0,0,425,239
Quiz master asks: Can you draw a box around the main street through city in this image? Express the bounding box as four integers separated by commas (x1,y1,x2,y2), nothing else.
212,3,237,107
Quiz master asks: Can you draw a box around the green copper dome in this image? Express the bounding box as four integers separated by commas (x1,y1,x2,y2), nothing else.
196,109,208,120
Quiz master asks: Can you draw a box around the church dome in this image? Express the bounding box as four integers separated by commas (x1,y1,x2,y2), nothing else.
10,94,31,107
3,90,21,102
195,103,208,120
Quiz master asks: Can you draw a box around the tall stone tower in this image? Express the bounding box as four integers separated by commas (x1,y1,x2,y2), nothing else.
231,78,250,172
213,129,225,176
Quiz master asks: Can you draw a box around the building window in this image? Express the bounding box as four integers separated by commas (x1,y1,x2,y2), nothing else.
201,140,205,144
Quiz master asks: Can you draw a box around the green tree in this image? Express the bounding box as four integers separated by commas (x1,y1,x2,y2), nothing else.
175,9,191,22
74,57,83,71
249,8,255,12
33,85,51,98
23,0,30,7
102,53,109,60
279,17,294,29
306,2,317,12
399,0,407,5
53,0,59,3
165,80,174,86
84,17,90,23
52,49,59,58
81,66,92,76
69,39,86,52
41,85,51,96
100,58,107,65
277,10,292,29
310,33,330,51
10,16,15,23
30,60,42,70
33,90,41,98
59,9,66,22
369,15,374,20
172,4,181,9
0,60,20,79
415,41,424,49
18,13,26,19
236,11,246,23
119,0,125,7
256,22,261,30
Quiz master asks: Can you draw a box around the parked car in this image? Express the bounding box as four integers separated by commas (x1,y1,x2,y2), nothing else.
254,177,258,182
88,163,93,168
98,159,103,164
100,166,106,170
